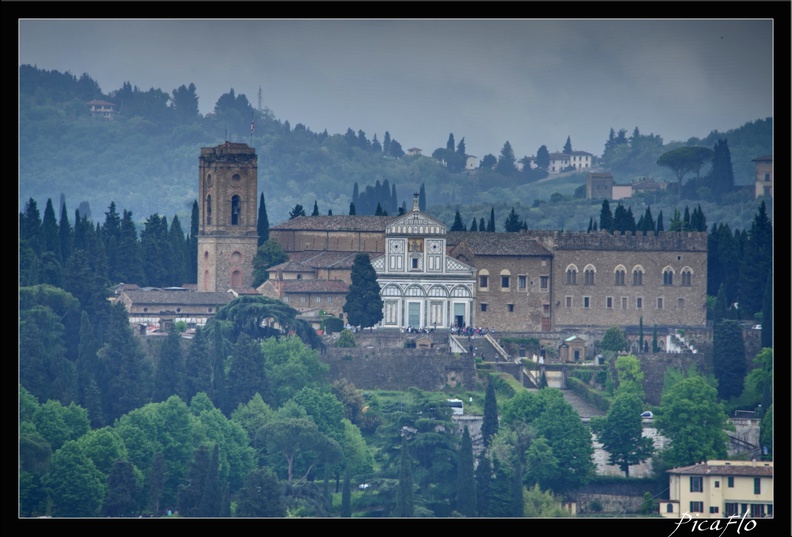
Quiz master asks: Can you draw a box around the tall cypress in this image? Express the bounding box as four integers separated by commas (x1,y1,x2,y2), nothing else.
481,377,499,448
42,198,60,260
456,426,476,516
475,452,492,517
58,201,73,264
396,436,414,517
487,207,495,232
418,183,426,211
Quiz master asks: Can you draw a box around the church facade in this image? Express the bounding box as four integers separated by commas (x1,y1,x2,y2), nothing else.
370,197,476,330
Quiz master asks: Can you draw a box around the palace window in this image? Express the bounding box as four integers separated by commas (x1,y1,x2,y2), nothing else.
479,275,489,288
636,297,643,309
508,304,514,312
632,268,643,286
501,275,510,289
606,297,613,309
565,296,573,308
657,297,664,309
481,303,488,312
663,268,674,286
518,275,527,289
583,296,590,308
566,267,577,285
584,265,596,285
681,268,692,287
728,477,734,488
754,478,761,494
540,275,549,290
621,297,628,309
690,502,704,513
614,268,626,286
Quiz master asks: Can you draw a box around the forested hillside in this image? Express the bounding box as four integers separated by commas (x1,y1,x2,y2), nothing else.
20,65,772,232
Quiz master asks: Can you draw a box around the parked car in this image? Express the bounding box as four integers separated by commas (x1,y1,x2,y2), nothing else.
641,411,654,419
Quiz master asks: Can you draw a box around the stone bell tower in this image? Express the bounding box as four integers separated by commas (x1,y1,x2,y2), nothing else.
197,142,258,291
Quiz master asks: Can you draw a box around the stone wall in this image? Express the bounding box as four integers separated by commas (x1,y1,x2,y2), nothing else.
321,347,476,391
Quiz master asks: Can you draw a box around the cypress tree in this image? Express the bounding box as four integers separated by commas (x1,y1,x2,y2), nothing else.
42,198,60,260
470,218,478,231
341,464,352,517
481,377,499,448
311,200,320,216
479,217,486,231
656,211,664,233
713,320,746,400
185,326,212,401
418,183,426,211
102,459,140,517
349,202,356,215
147,450,167,516
599,199,613,233
20,198,43,254
190,200,199,279
58,202,73,264
652,325,659,353
456,426,476,516
761,269,772,348
396,436,414,517
475,452,492,517
211,324,228,413
153,328,186,403
488,208,496,232
451,210,466,231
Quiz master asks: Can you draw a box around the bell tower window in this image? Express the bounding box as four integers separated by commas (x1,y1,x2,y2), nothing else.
231,195,241,225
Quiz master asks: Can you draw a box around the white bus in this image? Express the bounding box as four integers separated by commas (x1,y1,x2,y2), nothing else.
445,399,464,415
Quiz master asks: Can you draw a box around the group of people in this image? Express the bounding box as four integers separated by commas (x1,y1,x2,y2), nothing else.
451,324,496,337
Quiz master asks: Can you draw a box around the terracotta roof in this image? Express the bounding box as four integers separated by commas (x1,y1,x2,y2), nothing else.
667,461,773,477
271,215,398,232
268,260,316,273
121,290,234,306
280,279,349,293
286,251,359,269
447,232,553,256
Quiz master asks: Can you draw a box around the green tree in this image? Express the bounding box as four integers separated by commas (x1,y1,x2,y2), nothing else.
474,451,492,517
263,337,329,407
590,393,653,477
225,333,269,413
43,440,106,517
184,326,213,401
263,416,341,485
456,426,476,516
257,192,269,246
289,204,306,219
42,198,61,260
340,464,352,517
146,450,167,515
450,209,466,231
171,82,199,123
536,145,550,169
153,328,186,403
656,146,713,198
481,376,499,449
523,483,571,517
504,207,523,232
97,302,153,422
600,326,629,354
706,139,735,199
738,201,772,320
396,436,414,517
235,467,286,517
599,199,614,233
563,136,572,154
713,320,746,401
496,141,517,176
343,253,383,330
469,218,478,231
101,459,141,517
419,183,427,211
614,354,645,400
252,239,288,287
655,376,730,467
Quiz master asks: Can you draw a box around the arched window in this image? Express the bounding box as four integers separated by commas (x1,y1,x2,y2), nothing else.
584,264,596,286
663,267,674,286
614,265,626,286
566,265,578,285
231,269,243,287
500,269,511,289
206,195,212,225
231,195,241,225
680,267,693,287
632,265,644,286
478,269,489,289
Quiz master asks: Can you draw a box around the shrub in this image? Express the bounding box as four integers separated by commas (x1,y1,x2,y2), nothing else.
335,329,357,348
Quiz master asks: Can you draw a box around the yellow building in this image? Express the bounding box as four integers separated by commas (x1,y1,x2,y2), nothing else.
659,460,773,519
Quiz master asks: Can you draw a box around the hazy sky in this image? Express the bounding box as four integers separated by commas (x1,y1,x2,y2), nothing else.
19,19,773,159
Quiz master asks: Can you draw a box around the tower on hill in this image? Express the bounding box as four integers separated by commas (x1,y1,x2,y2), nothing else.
197,142,258,291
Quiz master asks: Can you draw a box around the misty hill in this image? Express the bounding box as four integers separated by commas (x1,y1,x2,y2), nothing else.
19,65,771,231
